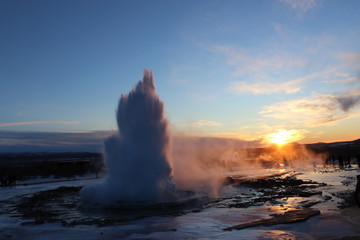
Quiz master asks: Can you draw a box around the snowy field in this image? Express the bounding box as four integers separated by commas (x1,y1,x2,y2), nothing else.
1,167,359,240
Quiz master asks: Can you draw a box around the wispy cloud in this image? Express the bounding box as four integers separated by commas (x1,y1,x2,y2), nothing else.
271,23,285,35
303,34,336,54
336,94,360,111
0,121,78,127
210,45,305,77
329,76,359,85
206,131,249,140
228,79,302,94
228,69,324,95
260,88,360,126
207,44,309,95
177,120,222,129
202,123,272,142
191,120,222,127
278,0,317,12
339,52,360,69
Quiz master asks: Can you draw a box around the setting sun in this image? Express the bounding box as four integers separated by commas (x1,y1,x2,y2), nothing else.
266,129,306,145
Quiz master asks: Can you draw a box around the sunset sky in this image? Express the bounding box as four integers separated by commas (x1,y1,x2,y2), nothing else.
1,0,360,151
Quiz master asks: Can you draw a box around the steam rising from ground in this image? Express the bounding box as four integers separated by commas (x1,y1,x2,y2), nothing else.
81,70,175,205
171,137,323,197
171,137,261,197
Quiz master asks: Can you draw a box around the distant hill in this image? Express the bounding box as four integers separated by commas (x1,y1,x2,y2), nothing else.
305,138,360,156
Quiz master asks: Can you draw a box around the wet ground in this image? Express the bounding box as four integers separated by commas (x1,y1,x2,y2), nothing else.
1,167,360,239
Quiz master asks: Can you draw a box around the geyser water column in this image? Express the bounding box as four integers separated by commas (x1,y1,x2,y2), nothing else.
81,70,175,205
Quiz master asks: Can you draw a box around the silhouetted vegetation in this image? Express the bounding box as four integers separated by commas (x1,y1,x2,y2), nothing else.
0,152,104,181
306,139,360,168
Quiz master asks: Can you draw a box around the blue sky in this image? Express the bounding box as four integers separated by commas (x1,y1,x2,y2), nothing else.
1,0,360,150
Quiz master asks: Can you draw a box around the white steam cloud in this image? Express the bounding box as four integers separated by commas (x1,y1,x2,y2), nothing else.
81,70,175,205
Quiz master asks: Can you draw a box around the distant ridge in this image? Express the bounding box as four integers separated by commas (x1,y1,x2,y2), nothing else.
305,138,360,156
307,138,360,146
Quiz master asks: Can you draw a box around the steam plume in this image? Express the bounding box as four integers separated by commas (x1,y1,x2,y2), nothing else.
81,70,175,204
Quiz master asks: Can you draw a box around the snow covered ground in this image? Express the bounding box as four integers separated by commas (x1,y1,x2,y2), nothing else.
1,167,359,240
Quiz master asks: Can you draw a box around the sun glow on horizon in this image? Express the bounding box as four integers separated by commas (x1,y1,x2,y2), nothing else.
265,129,306,146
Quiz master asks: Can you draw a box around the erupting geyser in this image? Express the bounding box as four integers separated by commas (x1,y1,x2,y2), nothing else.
81,70,176,205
